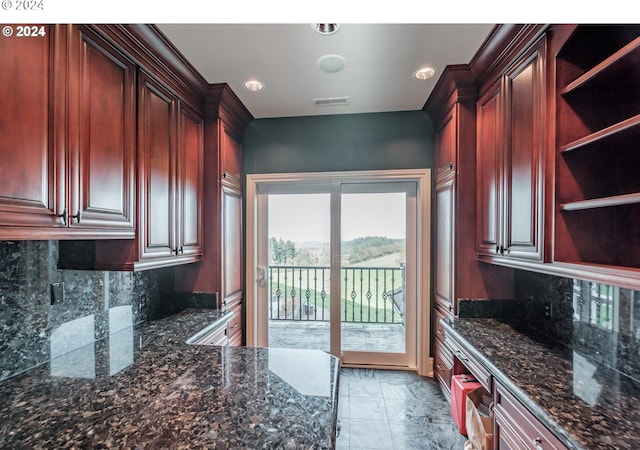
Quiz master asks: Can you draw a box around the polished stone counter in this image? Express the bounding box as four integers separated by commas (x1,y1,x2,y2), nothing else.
442,317,640,450
0,309,340,449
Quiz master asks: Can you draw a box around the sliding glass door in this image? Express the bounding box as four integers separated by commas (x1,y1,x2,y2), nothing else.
249,171,425,369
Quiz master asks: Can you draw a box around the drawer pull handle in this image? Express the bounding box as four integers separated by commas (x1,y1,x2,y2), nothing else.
455,350,468,362
533,437,543,450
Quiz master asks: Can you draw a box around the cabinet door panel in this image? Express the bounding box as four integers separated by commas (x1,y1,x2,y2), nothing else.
435,169,455,313
477,84,502,256
178,104,204,255
222,179,243,308
435,111,456,170
503,40,546,260
139,75,175,257
70,28,135,230
221,126,242,178
0,25,62,228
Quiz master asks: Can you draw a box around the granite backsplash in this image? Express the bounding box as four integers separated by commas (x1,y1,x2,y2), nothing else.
458,269,640,385
0,240,214,381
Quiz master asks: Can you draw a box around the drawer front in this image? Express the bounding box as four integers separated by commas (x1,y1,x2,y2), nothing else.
227,302,243,345
197,325,228,346
434,306,450,343
494,382,568,450
447,336,492,392
434,340,453,398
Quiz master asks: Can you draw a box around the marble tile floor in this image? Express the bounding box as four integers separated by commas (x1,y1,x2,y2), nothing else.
268,320,405,353
336,368,468,450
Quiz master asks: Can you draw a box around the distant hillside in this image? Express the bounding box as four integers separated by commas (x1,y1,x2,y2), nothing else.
270,235,405,266
342,236,404,264
346,252,404,267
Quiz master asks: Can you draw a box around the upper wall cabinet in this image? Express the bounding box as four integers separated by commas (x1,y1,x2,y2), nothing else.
0,25,135,239
553,25,640,278
477,34,549,264
92,70,204,270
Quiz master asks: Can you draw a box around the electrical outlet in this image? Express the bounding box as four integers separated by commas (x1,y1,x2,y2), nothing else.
544,302,553,319
50,282,64,305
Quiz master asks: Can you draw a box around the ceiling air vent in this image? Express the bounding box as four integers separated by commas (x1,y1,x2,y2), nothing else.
314,96,350,107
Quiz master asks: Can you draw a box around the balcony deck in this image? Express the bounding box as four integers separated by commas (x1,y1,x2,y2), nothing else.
268,320,405,353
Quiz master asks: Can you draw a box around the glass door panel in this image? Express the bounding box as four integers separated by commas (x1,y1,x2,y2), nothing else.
340,191,407,354
267,193,331,352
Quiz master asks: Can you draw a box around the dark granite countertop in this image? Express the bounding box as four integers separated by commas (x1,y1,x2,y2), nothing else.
0,309,340,449
441,317,640,450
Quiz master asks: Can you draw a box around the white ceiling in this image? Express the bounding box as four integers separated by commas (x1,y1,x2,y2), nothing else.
156,24,495,119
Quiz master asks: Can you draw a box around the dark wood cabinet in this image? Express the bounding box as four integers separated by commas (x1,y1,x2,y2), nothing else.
137,72,179,262
177,103,205,259
425,65,514,400
493,381,567,450
476,82,503,258
68,26,136,233
0,25,135,239
0,24,60,231
434,166,456,315
553,25,640,281
220,127,244,345
174,85,252,343
477,35,548,263
93,70,204,270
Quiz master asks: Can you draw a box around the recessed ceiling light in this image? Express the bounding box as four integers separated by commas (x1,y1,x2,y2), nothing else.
312,23,340,35
317,54,346,73
413,67,436,80
244,80,264,92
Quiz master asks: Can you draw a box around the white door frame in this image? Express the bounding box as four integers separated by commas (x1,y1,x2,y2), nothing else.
245,169,432,375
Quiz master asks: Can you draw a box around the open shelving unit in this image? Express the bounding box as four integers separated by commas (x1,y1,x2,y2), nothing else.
554,25,640,269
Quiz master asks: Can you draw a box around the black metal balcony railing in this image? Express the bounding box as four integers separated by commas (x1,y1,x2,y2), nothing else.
268,265,405,324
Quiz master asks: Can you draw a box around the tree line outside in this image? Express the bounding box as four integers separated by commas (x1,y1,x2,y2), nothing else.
269,236,405,266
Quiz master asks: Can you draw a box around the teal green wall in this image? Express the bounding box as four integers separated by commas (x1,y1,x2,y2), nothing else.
243,111,434,174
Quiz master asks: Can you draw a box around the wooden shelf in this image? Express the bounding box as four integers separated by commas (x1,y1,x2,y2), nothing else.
561,192,640,211
560,113,640,153
560,37,640,96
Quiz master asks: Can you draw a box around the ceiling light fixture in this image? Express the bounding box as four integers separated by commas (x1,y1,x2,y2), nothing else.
413,67,436,80
244,80,264,92
312,23,340,35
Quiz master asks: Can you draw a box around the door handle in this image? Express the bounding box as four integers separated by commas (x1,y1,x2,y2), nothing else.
256,266,266,285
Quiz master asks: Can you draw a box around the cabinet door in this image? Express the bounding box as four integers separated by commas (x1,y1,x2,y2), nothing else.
68,26,136,232
495,414,528,450
502,38,546,261
0,24,64,231
221,175,243,309
435,167,455,314
177,103,204,257
138,72,177,260
221,125,242,178
477,82,503,257
434,108,457,171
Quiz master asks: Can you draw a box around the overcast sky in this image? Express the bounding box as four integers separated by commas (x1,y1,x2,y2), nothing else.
268,193,406,243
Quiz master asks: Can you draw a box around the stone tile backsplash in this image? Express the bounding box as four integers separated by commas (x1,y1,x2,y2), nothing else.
0,240,181,381
513,269,640,383
456,269,640,382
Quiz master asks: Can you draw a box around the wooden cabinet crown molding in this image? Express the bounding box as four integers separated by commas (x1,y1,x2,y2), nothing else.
89,24,208,112
206,83,254,138
423,64,476,126
470,24,548,96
